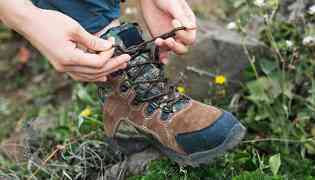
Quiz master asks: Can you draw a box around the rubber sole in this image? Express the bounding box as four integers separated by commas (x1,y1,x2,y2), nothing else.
108,119,246,167
152,122,246,167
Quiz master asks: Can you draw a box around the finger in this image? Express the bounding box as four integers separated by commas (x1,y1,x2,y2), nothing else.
159,49,170,64
66,47,114,68
64,61,126,76
102,62,128,75
156,38,188,55
93,76,109,82
69,61,127,81
164,38,188,55
172,20,196,46
170,1,196,29
102,54,131,72
155,38,171,63
63,50,127,75
108,37,115,45
70,72,108,81
68,73,107,82
155,38,164,47
64,51,128,76
155,38,172,52
72,73,108,82
159,51,170,60
180,0,197,28
73,26,113,51
161,58,169,64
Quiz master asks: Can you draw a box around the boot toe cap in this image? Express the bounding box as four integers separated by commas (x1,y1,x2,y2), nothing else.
175,111,243,154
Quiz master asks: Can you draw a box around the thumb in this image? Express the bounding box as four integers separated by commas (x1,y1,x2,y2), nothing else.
168,2,196,29
73,27,112,51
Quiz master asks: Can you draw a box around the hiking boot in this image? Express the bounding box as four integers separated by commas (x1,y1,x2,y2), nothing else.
98,23,246,167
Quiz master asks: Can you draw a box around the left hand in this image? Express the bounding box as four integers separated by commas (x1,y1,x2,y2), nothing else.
140,0,197,64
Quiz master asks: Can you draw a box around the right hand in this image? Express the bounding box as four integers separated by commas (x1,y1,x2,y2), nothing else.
21,9,130,82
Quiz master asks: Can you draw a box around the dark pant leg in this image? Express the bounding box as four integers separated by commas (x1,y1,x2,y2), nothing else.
31,0,121,33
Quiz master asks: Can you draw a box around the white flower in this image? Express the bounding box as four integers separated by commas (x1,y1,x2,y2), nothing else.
308,5,315,15
227,22,237,30
254,0,266,7
263,14,269,21
303,36,315,46
286,40,293,48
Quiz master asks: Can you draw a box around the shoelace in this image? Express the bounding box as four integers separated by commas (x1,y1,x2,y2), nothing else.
99,27,194,114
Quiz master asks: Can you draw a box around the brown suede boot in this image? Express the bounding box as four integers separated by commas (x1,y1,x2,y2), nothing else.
99,23,246,166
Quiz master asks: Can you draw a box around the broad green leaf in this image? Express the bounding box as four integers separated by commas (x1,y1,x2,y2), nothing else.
78,116,85,128
269,154,281,176
233,171,283,180
75,84,94,104
305,141,315,155
246,77,281,103
260,59,277,75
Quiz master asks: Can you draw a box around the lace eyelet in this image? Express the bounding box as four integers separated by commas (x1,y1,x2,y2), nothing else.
119,80,131,93
145,103,158,116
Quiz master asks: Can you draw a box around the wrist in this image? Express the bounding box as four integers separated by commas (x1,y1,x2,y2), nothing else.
0,1,40,34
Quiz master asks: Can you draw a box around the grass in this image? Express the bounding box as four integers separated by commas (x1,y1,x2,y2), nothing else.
0,1,315,179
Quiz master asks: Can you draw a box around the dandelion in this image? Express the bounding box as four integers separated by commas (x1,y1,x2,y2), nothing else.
214,75,226,85
286,40,293,48
227,22,237,30
308,5,315,15
80,106,92,118
303,36,315,47
177,86,186,95
254,0,266,7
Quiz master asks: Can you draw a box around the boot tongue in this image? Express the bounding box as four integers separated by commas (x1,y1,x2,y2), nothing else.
101,23,144,49
102,23,163,99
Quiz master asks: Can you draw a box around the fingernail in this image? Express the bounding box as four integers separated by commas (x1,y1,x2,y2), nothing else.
99,39,112,49
108,37,115,44
172,19,182,28
168,38,176,47
168,41,174,47
122,54,131,61
155,38,163,46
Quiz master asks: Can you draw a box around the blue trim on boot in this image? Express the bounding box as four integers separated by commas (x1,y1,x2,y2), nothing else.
176,112,239,154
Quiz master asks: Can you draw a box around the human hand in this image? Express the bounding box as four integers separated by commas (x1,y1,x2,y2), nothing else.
20,9,130,82
140,0,197,64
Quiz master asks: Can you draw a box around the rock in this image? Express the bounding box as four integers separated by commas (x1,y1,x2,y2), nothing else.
0,117,55,162
0,131,26,162
166,19,266,100
278,0,314,22
126,148,161,176
103,148,162,180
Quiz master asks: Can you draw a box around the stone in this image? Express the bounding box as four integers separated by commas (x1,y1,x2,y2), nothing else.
0,117,55,162
103,148,162,180
166,19,266,100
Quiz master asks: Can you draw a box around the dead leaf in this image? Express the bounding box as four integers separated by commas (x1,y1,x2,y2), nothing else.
17,46,31,64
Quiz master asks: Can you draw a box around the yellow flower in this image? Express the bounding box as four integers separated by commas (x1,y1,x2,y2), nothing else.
80,106,92,118
177,86,186,95
214,75,226,85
